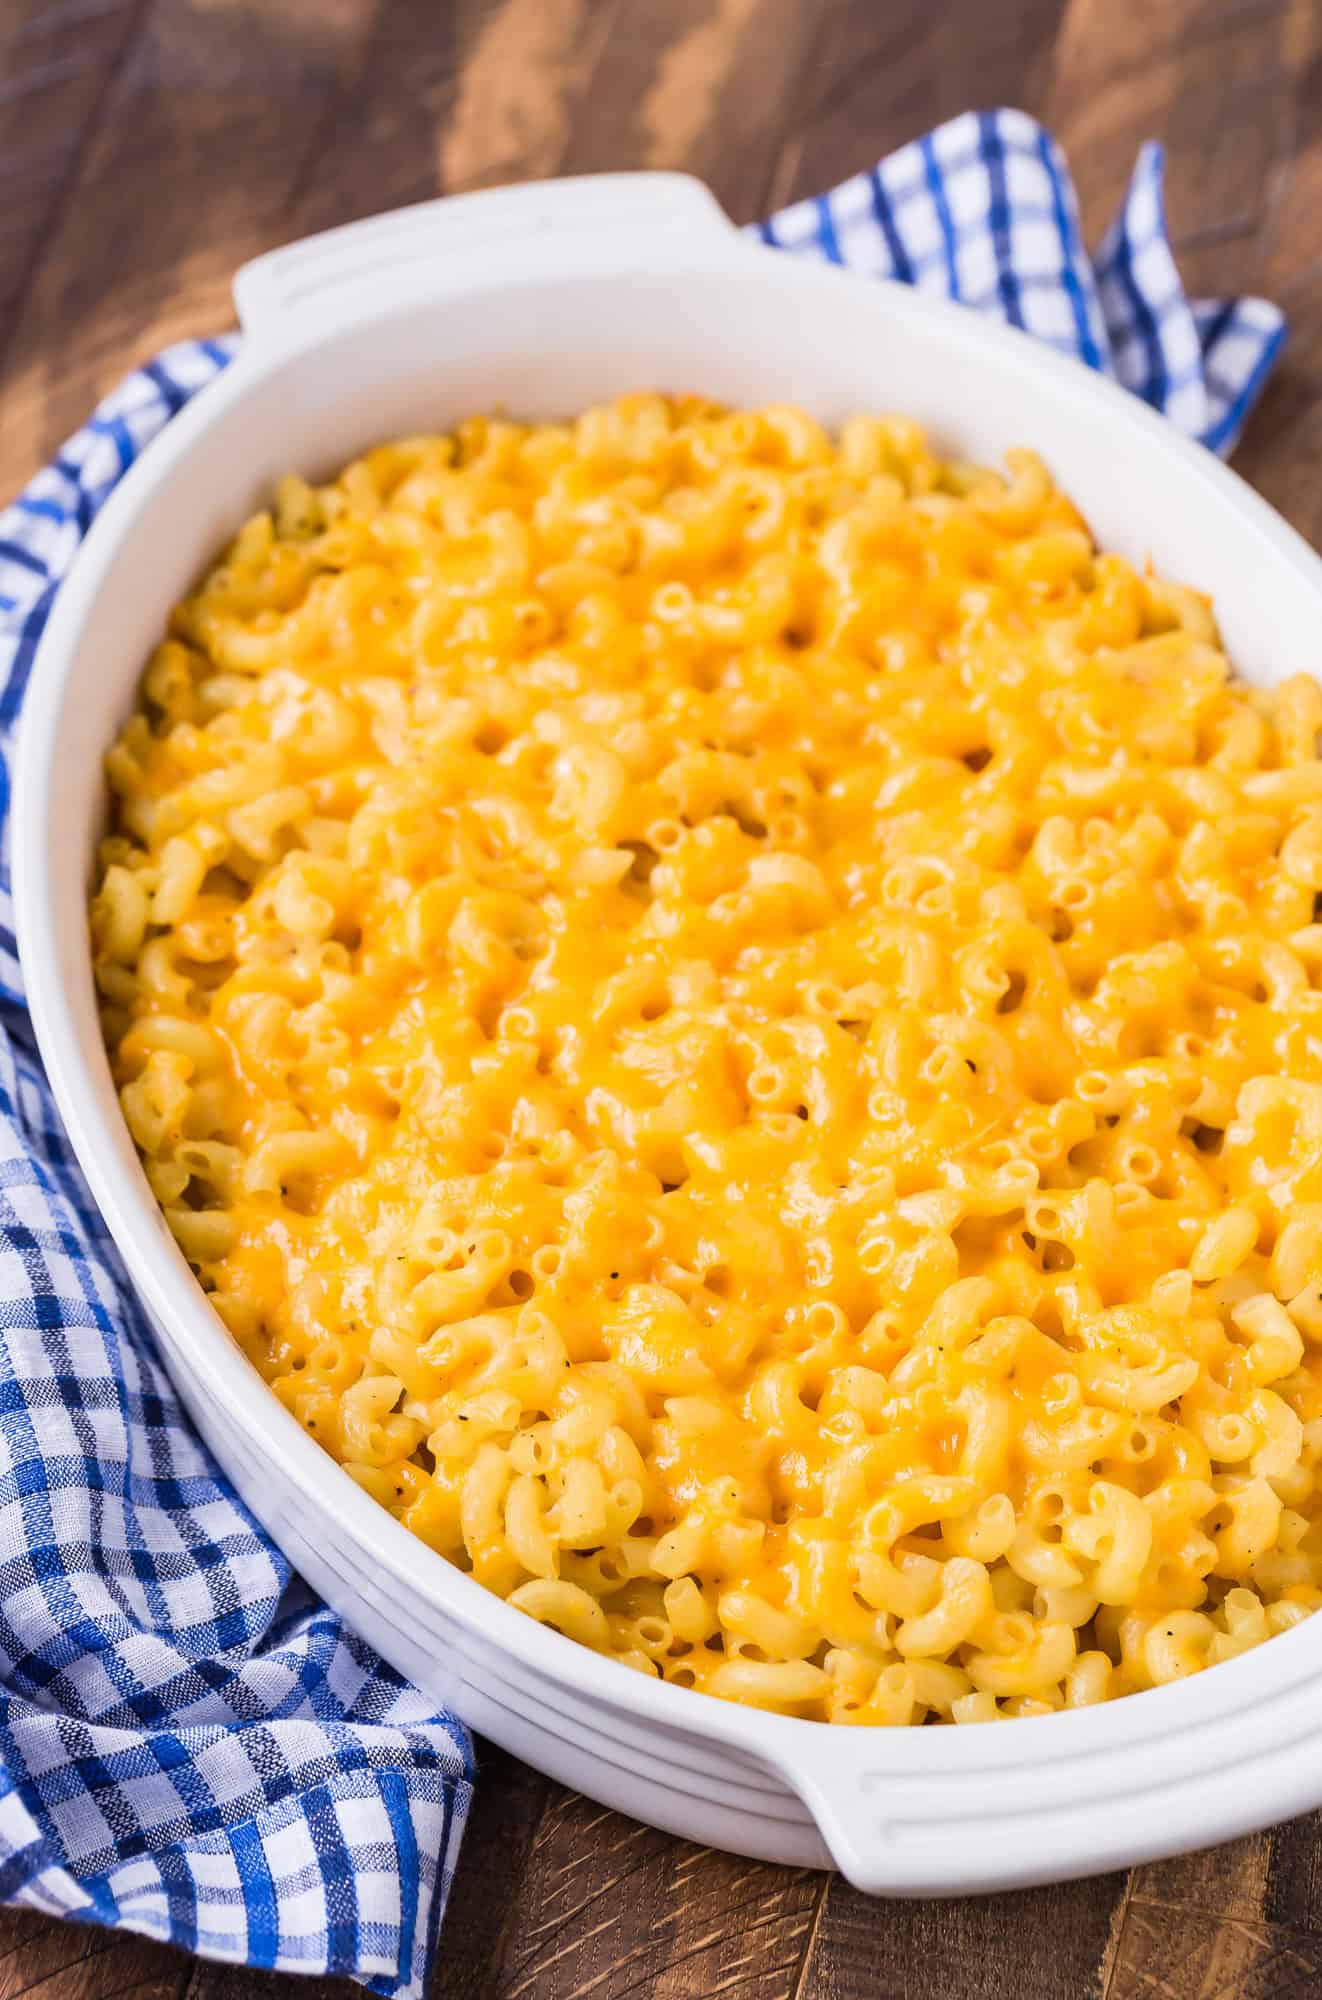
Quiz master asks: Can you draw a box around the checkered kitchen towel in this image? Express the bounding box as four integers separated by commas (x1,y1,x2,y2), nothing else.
0,109,1286,1995
762,110,1284,454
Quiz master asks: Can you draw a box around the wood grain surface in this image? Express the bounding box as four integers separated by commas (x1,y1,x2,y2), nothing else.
2,1,1322,1995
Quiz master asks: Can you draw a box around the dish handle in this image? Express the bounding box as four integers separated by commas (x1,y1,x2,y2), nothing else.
233,173,739,339
774,1739,908,1895
762,1733,984,1897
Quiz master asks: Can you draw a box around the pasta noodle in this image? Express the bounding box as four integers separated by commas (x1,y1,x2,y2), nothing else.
91,395,1322,1723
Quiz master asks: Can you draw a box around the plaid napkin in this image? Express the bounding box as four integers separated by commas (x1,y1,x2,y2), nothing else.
760,109,1284,454
0,109,1286,1995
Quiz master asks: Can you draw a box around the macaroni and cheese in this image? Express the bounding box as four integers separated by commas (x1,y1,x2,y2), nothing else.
92,395,1322,1723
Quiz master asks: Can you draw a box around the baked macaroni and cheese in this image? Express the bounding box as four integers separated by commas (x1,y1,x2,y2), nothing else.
92,396,1322,1723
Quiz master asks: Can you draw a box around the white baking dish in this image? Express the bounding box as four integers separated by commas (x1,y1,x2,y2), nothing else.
15,171,1322,1896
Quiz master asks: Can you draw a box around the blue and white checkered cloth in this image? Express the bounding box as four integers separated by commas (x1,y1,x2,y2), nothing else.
0,109,1286,1993
760,110,1284,455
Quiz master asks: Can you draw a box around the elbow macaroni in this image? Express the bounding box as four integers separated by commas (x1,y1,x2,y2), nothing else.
91,395,1322,1724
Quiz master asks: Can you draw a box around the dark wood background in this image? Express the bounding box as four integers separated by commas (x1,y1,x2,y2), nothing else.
3,0,1322,1994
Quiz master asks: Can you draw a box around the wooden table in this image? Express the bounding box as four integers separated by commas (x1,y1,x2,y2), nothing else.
3,0,1322,1994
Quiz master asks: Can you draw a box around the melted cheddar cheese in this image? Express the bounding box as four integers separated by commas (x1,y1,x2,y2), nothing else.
92,396,1322,1722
